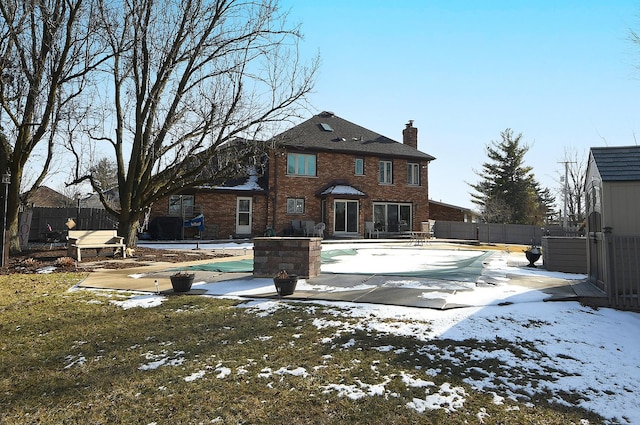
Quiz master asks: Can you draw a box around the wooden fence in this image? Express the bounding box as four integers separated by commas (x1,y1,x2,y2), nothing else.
21,207,118,242
607,235,640,311
433,221,567,246
541,236,587,274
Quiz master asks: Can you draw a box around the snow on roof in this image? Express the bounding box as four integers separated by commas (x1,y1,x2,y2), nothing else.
321,185,365,196
216,174,263,191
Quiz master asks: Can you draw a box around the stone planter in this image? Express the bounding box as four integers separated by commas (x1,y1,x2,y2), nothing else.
525,249,541,267
170,273,195,292
273,275,298,296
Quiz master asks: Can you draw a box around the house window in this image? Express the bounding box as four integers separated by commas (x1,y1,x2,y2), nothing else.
287,198,305,214
407,163,420,185
379,160,393,184
287,153,316,176
168,195,194,216
373,203,412,232
355,158,364,175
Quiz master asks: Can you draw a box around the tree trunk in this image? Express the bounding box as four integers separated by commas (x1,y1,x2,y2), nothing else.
6,169,23,253
117,210,142,247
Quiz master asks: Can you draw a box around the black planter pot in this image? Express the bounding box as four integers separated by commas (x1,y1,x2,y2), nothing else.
170,273,195,292
273,275,298,296
525,250,541,267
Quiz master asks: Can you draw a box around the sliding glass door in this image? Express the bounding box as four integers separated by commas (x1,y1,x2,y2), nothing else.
334,200,359,233
373,203,412,232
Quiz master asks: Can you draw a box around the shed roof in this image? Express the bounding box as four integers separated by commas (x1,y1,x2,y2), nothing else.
591,146,640,181
272,111,435,161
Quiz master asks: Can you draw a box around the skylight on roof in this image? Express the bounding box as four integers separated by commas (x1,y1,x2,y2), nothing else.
320,122,333,132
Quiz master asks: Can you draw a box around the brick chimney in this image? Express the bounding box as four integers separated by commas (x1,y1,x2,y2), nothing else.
402,120,417,149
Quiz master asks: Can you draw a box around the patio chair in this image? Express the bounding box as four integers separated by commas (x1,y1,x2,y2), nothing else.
313,222,325,238
291,220,303,235
303,220,315,236
365,221,379,238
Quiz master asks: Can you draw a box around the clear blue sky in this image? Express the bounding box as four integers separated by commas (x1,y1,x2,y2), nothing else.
283,0,640,211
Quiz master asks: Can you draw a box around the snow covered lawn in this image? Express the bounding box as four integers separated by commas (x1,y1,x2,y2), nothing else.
103,246,639,424
3,244,639,424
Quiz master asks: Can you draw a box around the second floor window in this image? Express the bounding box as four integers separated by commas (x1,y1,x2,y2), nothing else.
287,153,316,176
379,160,393,184
407,163,420,185
355,158,364,175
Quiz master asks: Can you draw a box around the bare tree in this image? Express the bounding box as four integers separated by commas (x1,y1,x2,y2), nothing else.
70,0,318,245
557,147,587,229
0,0,107,251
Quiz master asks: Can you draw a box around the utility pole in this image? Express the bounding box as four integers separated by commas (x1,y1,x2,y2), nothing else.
558,161,576,231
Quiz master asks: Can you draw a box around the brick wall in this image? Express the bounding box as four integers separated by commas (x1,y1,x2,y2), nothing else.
268,149,429,236
429,202,465,221
151,191,268,239
148,146,430,240
253,237,322,278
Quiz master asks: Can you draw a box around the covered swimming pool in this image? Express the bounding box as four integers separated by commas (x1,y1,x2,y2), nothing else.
181,245,491,284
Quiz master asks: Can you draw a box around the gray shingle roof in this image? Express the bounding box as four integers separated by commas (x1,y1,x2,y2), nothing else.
591,146,640,181
272,112,435,161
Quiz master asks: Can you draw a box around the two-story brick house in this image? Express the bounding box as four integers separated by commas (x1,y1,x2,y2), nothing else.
148,111,435,239
266,111,435,237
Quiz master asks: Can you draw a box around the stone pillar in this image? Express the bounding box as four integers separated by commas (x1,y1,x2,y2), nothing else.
253,237,322,278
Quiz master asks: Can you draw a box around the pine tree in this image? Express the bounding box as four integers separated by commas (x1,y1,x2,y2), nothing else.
469,129,554,224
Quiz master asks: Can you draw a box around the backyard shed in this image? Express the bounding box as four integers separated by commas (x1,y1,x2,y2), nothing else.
585,146,640,310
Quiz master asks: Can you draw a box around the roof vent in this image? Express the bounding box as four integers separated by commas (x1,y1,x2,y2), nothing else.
320,111,335,117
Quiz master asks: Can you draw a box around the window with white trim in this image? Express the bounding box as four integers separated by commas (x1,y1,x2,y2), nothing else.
407,162,420,185
355,157,364,175
378,160,392,184
286,198,305,214
287,153,316,176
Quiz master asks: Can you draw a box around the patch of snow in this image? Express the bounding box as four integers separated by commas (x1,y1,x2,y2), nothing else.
321,185,365,196
36,266,57,274
110,294,166,310
184,370,206,382
215,366,232,379
406,383,467,413
274,367,308,378
63,354,87,369
139,350,185,370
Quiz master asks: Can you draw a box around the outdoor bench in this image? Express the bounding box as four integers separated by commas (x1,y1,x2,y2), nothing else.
67,230,126,262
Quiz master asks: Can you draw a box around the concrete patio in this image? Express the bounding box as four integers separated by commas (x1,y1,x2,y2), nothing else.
76,241,607,310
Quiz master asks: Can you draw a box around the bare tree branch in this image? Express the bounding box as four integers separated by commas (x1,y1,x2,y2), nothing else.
0,0,109,252
70,0,318,245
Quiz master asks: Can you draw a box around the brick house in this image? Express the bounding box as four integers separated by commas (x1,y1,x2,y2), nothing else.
149,111,435,239
428,199,481,223
266,111,435,238
149,173,269,240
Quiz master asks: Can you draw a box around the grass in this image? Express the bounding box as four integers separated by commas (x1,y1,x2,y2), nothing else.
0,273,606,424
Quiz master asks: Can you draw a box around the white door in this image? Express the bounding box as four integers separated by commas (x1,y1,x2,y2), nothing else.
236,197,252,235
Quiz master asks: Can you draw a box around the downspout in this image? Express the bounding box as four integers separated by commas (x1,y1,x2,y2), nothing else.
272,148,279,232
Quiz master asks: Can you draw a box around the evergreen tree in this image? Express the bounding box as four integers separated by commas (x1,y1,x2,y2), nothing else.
469,129,554,224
